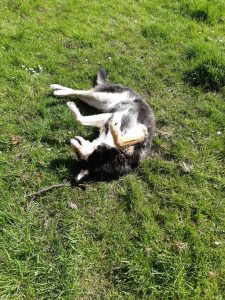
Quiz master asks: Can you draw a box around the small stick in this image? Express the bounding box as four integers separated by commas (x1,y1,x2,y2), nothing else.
26,182,90,200
26,183,70,199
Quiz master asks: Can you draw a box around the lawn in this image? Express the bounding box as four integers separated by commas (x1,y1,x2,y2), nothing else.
0,0,225,299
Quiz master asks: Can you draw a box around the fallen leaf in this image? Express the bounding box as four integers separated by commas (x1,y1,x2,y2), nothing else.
214,241,221,246
181,162,193,173
68,201,78,210
11,135,23,145
176,241,188,250
208,271,218,278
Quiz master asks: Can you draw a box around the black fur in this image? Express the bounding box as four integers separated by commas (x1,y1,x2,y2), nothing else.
85,144,141,179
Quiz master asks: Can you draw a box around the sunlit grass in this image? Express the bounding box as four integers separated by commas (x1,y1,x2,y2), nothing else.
0,0,224,299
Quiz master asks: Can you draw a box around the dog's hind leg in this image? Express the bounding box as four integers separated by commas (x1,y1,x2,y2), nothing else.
51,84,132,111
67,101,112,128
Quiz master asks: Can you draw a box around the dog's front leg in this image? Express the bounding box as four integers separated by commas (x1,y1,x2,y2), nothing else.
67,102,112,128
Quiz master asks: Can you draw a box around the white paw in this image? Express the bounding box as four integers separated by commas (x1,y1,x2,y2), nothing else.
67,102,81,121
76,169,89,182
50,84,65,90
67,101,77,110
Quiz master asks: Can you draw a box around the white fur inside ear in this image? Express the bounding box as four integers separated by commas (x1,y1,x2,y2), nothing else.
76,169,89,182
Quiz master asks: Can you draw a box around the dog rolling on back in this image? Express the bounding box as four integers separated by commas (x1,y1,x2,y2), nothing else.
50,68,155,181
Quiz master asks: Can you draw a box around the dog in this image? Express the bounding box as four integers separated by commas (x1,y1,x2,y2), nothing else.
50,68,155,182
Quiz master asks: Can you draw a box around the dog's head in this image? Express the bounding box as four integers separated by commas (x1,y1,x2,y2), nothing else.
75,144,141,182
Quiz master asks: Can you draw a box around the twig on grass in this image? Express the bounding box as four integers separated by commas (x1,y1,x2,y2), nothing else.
26,183,70,200
26,182,89,200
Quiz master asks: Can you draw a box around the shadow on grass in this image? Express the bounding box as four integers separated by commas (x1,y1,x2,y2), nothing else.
49,156,120,186
49,157,81,186
46,94,97,111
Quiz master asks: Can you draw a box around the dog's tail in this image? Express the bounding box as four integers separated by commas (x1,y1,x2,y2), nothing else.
96,67,107,85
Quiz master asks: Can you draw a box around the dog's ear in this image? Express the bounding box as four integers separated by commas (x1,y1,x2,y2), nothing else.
76,169,89,182
95,67,107,86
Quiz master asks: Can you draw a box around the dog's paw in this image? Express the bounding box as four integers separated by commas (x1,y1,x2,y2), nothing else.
67,101,77,110
70,138,81,148
50,84,73,96
67,102,82,122
67,101,79,113
50,84,65,90
76,169,89,182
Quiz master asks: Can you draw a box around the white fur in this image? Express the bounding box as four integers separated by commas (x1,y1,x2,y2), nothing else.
67,101,112,127
76,169,89,181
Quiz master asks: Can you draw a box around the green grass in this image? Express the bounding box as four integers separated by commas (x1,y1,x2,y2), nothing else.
0,0,225,299
180,0,225,24
183,42,225,91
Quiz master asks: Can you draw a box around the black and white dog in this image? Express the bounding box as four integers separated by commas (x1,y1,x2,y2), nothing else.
50,68,155,181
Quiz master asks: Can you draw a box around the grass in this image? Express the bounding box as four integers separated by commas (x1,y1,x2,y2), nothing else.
180,0,225,24
0,0,225,299
183,43,225,91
